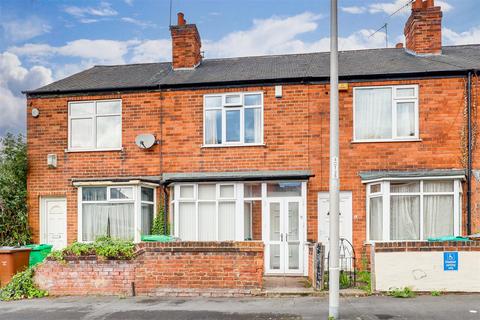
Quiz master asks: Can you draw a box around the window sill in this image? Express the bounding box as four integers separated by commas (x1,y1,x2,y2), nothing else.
351,138,422,144
65,148,123,153
201,143,266,148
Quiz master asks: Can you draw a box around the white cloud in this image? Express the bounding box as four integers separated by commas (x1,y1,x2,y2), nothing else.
0,52,52,135
369,0,452,15
341,6,367,14
203,12,385,58
64,2,118,18
443,26,480,45
130,40,171,63
124,0,134,6
1,17,51,42
121,17,156,28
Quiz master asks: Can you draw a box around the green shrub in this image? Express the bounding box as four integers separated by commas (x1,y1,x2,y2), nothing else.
0,267,47,301
388,287,415,298
431,290,442,296
48,237,135,261
151,205,169,235
356,270,372,294
0,133,30,246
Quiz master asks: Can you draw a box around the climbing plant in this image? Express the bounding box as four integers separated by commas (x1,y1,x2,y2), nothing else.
151,204,169,235
0,133,30,246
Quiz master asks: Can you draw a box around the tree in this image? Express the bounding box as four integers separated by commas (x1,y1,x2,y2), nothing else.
0,133,30,246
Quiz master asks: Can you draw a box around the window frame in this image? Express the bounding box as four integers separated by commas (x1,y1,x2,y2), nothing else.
77,184,156,243
68,99,122,152
203,92,264,147
353,85,419,143
366,178,462,242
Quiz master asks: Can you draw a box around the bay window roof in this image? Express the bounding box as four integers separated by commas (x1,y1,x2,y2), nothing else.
359,169,466,183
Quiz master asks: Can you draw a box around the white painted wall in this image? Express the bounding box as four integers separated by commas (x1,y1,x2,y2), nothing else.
374,251,480,292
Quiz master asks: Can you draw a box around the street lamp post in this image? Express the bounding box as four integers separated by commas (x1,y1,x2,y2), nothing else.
328,0,340,318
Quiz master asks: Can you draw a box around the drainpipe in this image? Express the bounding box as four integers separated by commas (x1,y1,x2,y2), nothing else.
467,71,473,235
163,185,169,234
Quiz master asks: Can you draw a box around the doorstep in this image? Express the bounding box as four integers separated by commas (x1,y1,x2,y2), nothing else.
261,276,369,297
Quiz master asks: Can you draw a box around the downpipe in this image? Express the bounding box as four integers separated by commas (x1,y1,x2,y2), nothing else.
467,71,473,236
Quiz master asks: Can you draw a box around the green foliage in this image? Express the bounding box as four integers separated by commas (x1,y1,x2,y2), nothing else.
151,205,169,235
431,290,442,296
49,237,135,261
388,287,416,298
328,316,336,320
356,270,372,294
0,267,47,301
0,133,30,246
339,271,351,289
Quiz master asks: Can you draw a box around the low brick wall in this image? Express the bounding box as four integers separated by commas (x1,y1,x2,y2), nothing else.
373,241,480,292
34,241,264,297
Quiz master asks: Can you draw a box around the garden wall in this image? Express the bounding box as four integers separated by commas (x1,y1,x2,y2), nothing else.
34,241,264,297
372,241,480,292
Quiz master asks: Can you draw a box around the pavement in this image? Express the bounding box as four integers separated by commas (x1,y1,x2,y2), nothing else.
1,294,480,320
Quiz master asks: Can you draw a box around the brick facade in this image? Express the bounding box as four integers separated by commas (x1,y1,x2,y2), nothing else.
27,76,479,260
34,241,264,297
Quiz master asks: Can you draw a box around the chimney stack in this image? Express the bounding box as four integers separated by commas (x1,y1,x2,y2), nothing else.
170,12,202,69
404,0,442,55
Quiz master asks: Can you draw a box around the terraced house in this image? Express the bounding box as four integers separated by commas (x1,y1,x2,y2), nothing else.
26,0,480,278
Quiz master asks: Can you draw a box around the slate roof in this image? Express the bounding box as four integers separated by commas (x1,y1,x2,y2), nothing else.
26,44,480,95
359,169,466,182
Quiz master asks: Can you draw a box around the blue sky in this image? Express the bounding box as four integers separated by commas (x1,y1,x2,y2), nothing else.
1,0,479,137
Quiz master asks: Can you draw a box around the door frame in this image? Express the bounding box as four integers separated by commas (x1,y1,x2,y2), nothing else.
40,196,67,247
317,191,353,246
264,196,306,275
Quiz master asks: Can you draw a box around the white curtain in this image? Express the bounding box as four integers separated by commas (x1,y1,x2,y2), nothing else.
109,203,134,240
198,202,216,240
244,201,252,240
83,204,109,241
424,181,454,238
396,102,415,137
179,202,196,240
141,203,154,235
390,195,420,240
218,202,235,240
369,197,383,240
245,108,262,143
205,110,220,144
82,203,134,241
355,88,392,139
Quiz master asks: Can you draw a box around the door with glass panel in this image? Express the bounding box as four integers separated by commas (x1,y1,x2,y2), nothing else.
266,198,303,274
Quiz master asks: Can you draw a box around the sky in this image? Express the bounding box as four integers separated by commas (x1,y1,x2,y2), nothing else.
1,0,479,137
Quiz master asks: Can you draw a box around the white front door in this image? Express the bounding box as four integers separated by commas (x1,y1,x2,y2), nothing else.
318,191,353,253
265,198,304,274
41,197,67,250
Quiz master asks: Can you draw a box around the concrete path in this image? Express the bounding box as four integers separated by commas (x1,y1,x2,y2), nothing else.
1,294,480,320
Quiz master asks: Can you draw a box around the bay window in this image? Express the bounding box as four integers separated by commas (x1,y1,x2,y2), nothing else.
204,92,263,146
79,185,155,242
367,179,461,241
354,85,418,141
68,99,122,151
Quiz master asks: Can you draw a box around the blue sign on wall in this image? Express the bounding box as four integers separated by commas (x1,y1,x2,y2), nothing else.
444,252,458,271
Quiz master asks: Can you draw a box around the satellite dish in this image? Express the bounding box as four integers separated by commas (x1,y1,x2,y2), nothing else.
135,134,156,149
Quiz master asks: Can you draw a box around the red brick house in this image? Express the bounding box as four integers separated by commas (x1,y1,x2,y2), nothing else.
25,0,480,277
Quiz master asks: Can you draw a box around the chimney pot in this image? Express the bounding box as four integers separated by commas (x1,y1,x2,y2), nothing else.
395,42,404,49
177,12,186,26
412,0,423,9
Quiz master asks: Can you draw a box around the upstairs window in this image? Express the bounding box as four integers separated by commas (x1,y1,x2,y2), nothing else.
68,100,122,151
204,93,263,146
354,85,418,142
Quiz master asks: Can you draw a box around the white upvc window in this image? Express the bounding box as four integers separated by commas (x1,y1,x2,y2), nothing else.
172,183,237,241
366,179,462,242
203,92,263,146
68,99,122,151
78,185,156,242
354,85,419,142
